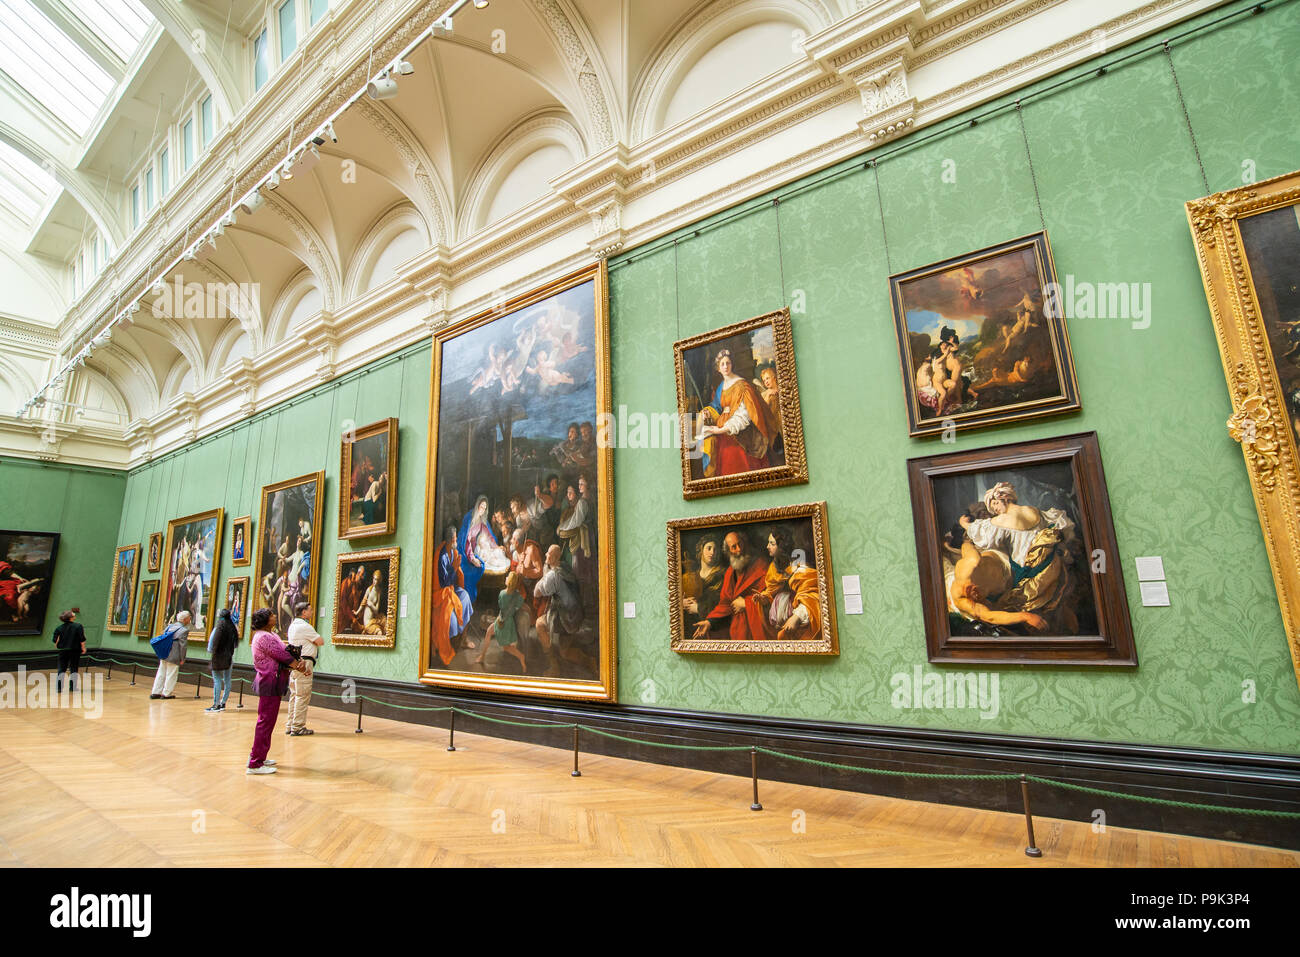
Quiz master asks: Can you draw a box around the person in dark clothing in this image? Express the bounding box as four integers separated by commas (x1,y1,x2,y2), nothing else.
52,610,86,693
206,608,240,712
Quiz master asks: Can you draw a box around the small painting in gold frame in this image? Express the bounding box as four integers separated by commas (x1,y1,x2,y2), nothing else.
224,576,249,641
339,418,398,539
674,308,809,499
230,516,252,567
135,580,158,638
147,532,162,572
106,542,141,633
333,547,399,648
1187,169,1300,689
668,501,837,655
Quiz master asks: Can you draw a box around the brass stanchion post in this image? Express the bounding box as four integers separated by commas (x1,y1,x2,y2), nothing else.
571,726,581,777
1021,774,1043,858
750,747,763,811
447,709,456,751
355,697,364,733
130,663,137,686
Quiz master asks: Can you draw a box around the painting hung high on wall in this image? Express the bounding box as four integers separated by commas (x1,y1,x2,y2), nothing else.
160,509,223,636
254,472,324,639
147,532,162,572
890,232,1080,437
907,432,1135,666
667,502,837,655
339,418,398,539
674,308,808,498
135,580,158,638
106,543,141,633
1188,170,1300,690
333,547,398,647
0,530,60,637
225,577,249,641
230,516,252,567
420,263,615,701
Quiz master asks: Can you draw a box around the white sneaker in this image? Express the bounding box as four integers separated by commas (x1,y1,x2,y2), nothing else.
264,759,277,766
246,765,277,775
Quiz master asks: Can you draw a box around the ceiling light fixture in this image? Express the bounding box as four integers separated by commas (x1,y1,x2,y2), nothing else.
240,189,265,214
367,72,399,99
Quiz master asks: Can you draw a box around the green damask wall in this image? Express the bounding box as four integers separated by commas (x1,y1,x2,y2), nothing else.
0,456,126,652
98,347,431,683
609,0,1300,753
93,1,1300,753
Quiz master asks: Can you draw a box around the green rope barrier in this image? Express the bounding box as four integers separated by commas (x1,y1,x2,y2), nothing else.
1025,775,1300,819
757,747,1020,781
578,724,751,752
452,706,572,729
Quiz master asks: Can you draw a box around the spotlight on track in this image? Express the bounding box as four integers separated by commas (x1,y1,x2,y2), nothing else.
222,211,236,228
394,59,414,76
367,71,398,100
151,278,165,296
266,170,281,190
323,121,337,143
240,188,265,214
474,0,489,8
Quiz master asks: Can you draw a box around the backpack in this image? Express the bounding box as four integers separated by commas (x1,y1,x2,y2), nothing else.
150,623,180,661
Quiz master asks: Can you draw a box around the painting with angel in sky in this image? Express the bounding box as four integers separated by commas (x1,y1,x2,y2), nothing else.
889,232,1080,437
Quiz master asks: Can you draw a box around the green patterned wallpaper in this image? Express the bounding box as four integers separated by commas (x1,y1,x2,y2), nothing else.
608,0,1300,753
0,456,126,653
93,1,1300,753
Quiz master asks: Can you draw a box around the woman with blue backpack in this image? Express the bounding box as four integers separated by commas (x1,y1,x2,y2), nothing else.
150,610,190,699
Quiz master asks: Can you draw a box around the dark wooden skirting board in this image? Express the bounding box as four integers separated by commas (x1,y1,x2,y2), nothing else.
8,650,1299,851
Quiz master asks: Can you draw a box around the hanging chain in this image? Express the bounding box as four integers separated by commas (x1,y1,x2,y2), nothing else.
673,238,682,340
773,198,787,307
1015,101,1047,232
870,160,893,274
1163,41,1210,195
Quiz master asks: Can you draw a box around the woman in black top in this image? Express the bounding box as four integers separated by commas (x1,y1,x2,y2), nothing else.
206,608,239,712
52,610,85,693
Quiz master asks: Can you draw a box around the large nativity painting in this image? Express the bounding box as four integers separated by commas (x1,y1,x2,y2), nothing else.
907,432,1135,666
890,232,1080,437
420,263,615,700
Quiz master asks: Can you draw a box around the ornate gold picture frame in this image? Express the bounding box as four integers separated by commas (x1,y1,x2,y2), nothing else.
419,262,616,700
106,542,141,633
339,417,398,539
160,508,223,637
225,576,249,641
134,580,158,638
1187,169,1300,689
333,547,399,648
673,308,809,499
668,501,837,655
230,516,252,566
252,471,325,639
147,532,162,572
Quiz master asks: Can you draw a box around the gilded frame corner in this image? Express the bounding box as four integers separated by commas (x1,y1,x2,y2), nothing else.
332,546,400,648
418,261,617,701
1186,169,1300,690
667,500,838,655
338,417,399,540
673,307,810,499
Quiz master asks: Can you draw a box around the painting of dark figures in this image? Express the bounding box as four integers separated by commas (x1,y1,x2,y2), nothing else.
0,530,59,637
428,278,604,683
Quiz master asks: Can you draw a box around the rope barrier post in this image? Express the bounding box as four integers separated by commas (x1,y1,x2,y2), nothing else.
447,709,456,751
1020,774,1043,858
571,726,581,777
130,662,137,686
355,697,364,734
750,747,763,811
194,673,201,698
237,679,244,709
106,660,112,680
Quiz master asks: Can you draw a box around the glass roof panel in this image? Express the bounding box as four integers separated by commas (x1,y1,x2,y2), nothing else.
66,0,152,61
0,140,56,225
0,0,115,135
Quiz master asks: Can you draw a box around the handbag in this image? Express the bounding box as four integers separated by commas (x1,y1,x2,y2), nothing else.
251,663,291,697
149,624,179,661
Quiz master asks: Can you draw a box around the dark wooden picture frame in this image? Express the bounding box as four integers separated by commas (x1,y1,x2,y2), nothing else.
890,232,1080,438
906,432,1135,666
339,418,398,539
673,308,809,499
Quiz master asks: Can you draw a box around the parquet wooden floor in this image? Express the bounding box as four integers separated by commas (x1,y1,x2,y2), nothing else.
1,669,1295,867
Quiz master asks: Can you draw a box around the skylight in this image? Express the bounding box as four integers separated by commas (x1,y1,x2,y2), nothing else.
0,0,153,137
0,139,56,226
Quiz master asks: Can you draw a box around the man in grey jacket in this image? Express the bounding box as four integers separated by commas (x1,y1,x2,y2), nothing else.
150,610,191,699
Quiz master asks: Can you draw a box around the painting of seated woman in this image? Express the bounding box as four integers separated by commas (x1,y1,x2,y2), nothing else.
674,308,808,499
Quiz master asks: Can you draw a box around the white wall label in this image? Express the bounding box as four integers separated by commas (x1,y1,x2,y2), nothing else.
1139,580,1170,607
842,575,861,595
843,594,863,615
623,602,636,618
399,594,408,618
1134,556,1165,581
